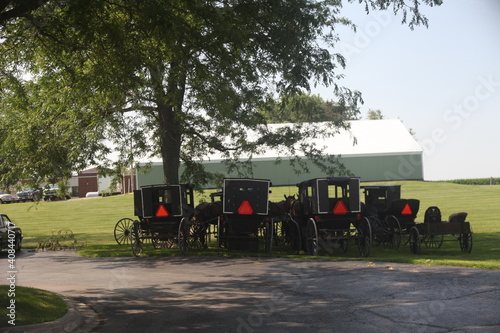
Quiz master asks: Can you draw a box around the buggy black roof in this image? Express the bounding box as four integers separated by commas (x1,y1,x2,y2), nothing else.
297,177,359,187
361,184,401,189
223,178,271,184
140,183,194,190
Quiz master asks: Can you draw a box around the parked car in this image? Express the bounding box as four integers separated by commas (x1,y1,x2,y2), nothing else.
0,192,15,204
0,214,22,252
16,188,40,202
43,185,71,201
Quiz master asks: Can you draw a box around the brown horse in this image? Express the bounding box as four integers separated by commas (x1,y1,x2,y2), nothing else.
194,201,223,224
268,195,302,251
193,201,223,248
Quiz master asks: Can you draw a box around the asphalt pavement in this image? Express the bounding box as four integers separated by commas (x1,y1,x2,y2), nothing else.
1,250,499,332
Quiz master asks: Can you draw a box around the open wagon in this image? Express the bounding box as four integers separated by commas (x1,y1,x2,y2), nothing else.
294,177,372,257
409,208,473,254
217,178,274,253
128,183,201,256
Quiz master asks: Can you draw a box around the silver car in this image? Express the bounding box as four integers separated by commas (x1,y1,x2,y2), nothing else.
0,192,15,204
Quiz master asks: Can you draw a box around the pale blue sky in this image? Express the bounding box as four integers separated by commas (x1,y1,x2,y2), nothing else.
313,0,500,180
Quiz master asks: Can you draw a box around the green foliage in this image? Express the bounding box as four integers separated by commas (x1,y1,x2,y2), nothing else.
0,0,441,188
261,93,360,124
446,178,500,185
55,180,70,199
37,229,85,251
367,109,384,120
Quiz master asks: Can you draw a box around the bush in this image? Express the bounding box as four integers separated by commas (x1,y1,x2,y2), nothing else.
447,178,499,185
37,229,86,251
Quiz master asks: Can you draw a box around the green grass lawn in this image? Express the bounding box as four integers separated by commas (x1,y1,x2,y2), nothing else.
1,181,499,269
0,285,68,327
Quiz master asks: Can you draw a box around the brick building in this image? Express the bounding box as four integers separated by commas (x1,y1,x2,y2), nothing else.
77,168,136,197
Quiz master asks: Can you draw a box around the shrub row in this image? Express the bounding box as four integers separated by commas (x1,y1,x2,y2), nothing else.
447,178,500,185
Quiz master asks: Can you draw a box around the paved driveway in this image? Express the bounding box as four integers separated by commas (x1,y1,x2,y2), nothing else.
2,250,499,332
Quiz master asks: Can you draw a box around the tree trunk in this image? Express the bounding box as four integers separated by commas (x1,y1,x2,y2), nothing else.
150,54,187,184
158,106,181,184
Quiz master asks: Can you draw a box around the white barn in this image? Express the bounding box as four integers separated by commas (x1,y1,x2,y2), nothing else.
136,119,423,187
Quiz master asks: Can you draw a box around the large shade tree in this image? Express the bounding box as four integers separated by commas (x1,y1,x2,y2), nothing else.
0,0,442,186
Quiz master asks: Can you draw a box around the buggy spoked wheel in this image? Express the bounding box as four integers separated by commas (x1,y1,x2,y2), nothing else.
264,219,274,254
178,218,190,254
386,215,402,250
188,222,206,251
114,218,134,245
424,234,444,249
409,226,421,255
356,217,372,257
306,219,319,256
217,217,227,249
151,232,174,249
460,232,473,253
369,217,383,247
273,221,283,246
131,221,143,257
331,231,349,254
338,234,349,254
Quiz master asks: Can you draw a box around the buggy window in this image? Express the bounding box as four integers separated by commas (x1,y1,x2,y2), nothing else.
315,178,360,214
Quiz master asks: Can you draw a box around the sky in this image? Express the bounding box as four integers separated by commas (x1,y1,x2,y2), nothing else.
312,0,500,180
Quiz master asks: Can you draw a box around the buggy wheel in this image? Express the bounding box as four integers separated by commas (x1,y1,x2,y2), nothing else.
178,218,190,254
151,232,173,249
337,234,349,254
409,226,421,255
356,217,372,257
188,222,206,250
386,215,402,250
460,232,473,253
114,218,134,245
306,219,319,256
131,221,143,257
273,221,283,246
264,219,274,254
424,234,444,249
217,217,222,249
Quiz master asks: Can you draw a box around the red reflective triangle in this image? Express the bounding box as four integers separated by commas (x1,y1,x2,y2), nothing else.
156,205,170,217
333,200,348,215
401,203,412,215
237,200,254,215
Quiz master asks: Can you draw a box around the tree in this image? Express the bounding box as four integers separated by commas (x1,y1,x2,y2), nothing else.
367,109,384,120
262,93,360,124
0,0,442,186
365,109,417,138
0,0,47,25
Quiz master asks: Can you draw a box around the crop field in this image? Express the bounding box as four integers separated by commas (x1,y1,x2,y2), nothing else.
1,181,499,269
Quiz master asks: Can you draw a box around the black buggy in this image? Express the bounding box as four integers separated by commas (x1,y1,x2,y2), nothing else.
217,178,274,253
114,184,201,256
293,177,372,257
361,185,408,250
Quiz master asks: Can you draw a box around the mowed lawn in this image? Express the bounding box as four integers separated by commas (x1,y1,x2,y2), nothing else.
1,181,499,269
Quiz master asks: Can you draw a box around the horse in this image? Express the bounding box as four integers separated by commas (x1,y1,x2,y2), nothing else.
267,195,303,250
193,201,223,248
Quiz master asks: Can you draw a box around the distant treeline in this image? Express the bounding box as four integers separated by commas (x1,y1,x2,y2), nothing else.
446,178,499,185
